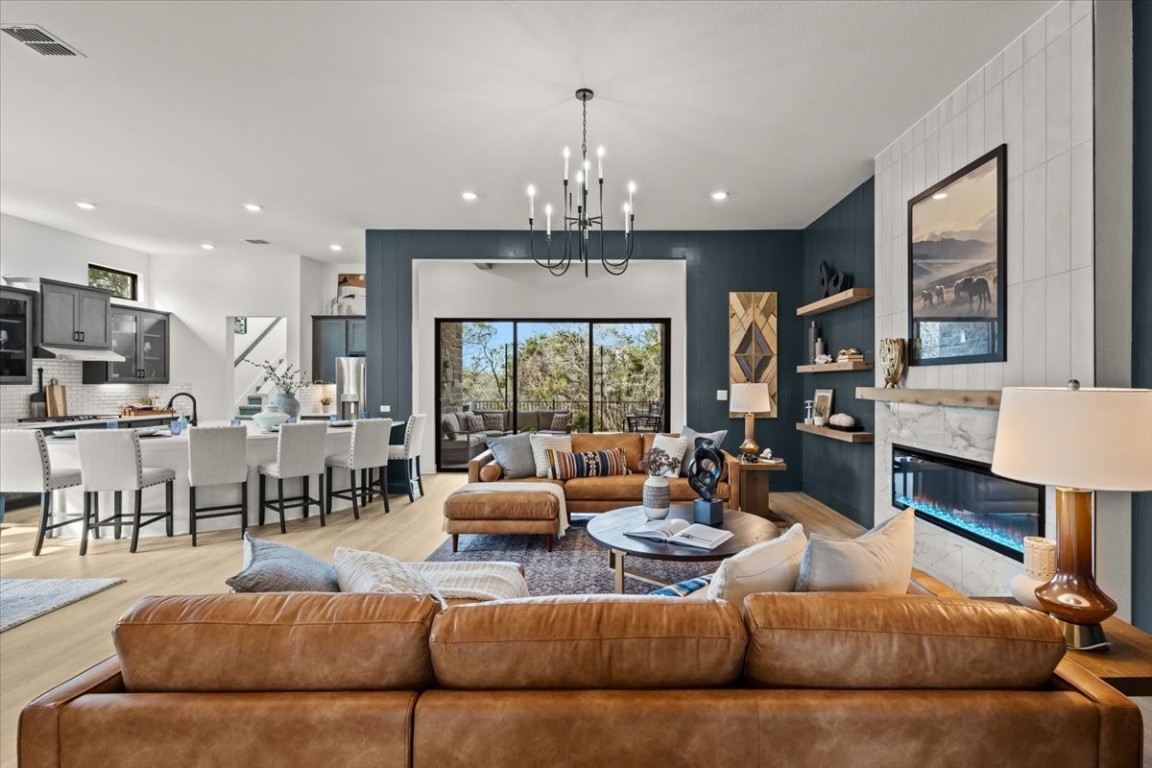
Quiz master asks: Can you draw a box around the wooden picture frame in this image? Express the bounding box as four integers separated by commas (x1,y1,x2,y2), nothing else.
907,144,1007,366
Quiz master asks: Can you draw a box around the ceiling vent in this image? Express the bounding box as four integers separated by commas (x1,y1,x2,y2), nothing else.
1,24,85,56
244,239,271,245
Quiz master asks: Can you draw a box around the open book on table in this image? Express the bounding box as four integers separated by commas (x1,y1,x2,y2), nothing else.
625,519,734,550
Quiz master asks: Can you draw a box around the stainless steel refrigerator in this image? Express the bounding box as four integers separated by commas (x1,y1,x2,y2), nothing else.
335,356,366,420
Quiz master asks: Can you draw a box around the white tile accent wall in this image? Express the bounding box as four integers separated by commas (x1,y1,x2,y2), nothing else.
872,2,1094,596
0,360,193,424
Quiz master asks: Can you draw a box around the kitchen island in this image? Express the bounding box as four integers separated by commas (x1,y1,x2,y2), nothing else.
30,421,371,539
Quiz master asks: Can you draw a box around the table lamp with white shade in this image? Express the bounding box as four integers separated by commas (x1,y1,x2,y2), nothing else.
992,382,1152,650
730,382,772,460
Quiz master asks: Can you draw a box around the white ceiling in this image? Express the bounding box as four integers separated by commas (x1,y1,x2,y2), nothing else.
0,0,1052,264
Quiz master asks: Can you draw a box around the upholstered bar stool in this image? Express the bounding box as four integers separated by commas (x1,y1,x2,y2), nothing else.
387,414,427,502
325,418,392,519
76,430,175,555
0,429,84,556
258,421,327,533
187,426,249,546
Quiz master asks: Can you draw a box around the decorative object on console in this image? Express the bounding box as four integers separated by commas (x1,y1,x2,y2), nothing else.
1009,536,1058,611
992,383,1152,651
908,144,1006,366
817,260,852,298
796,508,914,594
812,389,833,427
879,338,907,388
729,382,772,460
686,438,724,525
639,446,678,520
729,292,778,418
527,88,635,277
251,404,288,432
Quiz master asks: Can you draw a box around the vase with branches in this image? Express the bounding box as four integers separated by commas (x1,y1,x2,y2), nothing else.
245,359,310,418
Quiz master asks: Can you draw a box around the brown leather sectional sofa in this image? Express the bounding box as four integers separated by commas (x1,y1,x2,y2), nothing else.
21,589,1143,768
469,431,741,512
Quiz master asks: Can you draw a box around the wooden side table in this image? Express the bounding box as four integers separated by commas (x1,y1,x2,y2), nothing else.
737,459,787,517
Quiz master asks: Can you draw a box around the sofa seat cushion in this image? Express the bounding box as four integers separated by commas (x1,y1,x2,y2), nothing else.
443,491,560,521
571,433,645,472
114,593,440,692
743,593,1065,690
430,595,747,689
562,475,729,502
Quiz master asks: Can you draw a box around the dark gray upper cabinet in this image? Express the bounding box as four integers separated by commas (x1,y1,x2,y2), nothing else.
0,286,36,385
38,278,111,348
83,307,170,384
312,315,365,383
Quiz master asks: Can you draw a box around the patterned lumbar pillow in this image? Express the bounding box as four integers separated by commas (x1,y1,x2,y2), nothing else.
482,412,505,431
649,434,689,477
549,412,572,431
226,533,340,593
707,523,807,611
333,547,444,603
546,448,630,480
679,426,728,476
487,433,536,479
529,433,573,478
795,508,914,594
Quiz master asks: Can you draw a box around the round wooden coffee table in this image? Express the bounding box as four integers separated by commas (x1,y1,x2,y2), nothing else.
585,504,779,593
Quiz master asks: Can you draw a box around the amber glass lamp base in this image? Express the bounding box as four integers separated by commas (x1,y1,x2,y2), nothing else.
738,412,759,459
1035,488,1116,652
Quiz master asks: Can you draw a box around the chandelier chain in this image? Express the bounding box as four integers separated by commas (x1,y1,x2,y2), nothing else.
581,99,588,159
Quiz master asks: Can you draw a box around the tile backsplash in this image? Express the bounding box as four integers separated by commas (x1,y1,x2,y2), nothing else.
0,360,193,423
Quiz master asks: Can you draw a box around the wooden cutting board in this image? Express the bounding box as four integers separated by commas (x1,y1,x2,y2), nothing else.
45,379,68,418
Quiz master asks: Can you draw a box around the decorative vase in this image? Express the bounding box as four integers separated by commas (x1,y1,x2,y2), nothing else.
275,392,301,418
879,338,907,389
252,404,289,432
1009,537,1057,610
642,475,671,520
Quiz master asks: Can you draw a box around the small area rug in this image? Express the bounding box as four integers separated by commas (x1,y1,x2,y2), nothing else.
425,524,714,596
0,578,125,633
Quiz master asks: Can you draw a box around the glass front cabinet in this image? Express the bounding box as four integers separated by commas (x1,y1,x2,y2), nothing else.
83,307,170,384
0,287,35,385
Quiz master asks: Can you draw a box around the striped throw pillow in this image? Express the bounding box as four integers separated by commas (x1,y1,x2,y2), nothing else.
546,448,630,480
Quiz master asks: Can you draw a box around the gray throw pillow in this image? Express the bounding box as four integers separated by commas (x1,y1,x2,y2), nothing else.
487,432,536,479
225,533,340,593
680,426,729,476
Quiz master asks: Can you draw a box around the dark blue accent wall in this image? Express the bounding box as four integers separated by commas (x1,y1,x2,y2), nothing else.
364,229,806,490
1132,0,1151,632
799,179,876,526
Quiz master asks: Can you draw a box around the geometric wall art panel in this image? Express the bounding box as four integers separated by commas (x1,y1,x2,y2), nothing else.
728,291,777,418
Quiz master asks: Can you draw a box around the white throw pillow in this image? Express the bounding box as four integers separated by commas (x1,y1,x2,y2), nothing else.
529,433,573,478
333,547,444,603
706,523,807,611
795,508,914,594
650,434,689,477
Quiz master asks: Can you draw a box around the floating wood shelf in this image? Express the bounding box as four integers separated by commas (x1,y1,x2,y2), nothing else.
796,360,873,374
855,388,1001,409
795,288,874,316
795,423,874,443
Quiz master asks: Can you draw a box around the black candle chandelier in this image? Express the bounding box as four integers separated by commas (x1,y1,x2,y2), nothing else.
527,88,636,277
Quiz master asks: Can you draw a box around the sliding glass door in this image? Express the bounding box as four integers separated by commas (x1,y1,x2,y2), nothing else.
436,319,670,469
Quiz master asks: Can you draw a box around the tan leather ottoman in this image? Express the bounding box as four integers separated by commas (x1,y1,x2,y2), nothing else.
443,491,560,553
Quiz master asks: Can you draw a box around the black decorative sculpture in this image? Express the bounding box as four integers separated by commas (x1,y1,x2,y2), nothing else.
687,438,725,525
818,260,853,298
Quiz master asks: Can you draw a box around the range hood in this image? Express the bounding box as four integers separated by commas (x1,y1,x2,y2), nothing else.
37,345,126,363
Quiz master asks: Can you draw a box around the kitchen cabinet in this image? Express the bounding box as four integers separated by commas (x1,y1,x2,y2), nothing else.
38,278,111,348
312,316,366,383
0,286,35,385
83,307,170,384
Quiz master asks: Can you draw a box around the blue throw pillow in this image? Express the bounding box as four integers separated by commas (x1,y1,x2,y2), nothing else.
225,533,340,593
650,574,714,597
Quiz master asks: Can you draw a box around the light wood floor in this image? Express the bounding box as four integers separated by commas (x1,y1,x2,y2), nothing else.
1,484,1147,768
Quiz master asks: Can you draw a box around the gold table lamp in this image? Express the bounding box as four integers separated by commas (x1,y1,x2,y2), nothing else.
730,383,772,460
992,383,1152,650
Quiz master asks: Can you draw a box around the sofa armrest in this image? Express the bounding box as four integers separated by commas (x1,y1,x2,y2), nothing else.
20,657,125,768
722,451,740,510
468,450,496,483
1051,658,1144,768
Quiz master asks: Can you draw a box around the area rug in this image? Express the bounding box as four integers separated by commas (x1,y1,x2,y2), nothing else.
425,524,715,596
0,578,125,633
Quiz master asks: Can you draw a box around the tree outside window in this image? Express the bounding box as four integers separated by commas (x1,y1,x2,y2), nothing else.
88,265,137,301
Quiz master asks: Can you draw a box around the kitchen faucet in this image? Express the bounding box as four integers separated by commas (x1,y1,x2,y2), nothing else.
166,392,198,426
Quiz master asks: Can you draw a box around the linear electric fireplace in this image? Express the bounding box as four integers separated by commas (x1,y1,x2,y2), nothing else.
892,445,1043,561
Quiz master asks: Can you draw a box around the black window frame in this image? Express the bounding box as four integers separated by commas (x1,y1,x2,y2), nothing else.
88,263,138,301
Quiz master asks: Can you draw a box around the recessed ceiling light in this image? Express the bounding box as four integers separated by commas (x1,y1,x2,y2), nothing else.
711,191,729,201
329,243,343,252
200,243,215,250
75,201,97,210
932,192,948,200
461,191,479,201
243,203,263,213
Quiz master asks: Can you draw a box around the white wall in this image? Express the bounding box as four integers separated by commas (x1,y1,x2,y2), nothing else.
0,213,153,306
412,260,688,470
870,1,1133,616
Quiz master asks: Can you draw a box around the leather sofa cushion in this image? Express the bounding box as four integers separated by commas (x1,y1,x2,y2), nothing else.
115,593,439,692
571,433,644,472
744,593,1065,689
444,491,559,520
563,475,729,501
430,595,747,689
